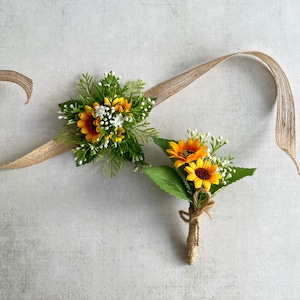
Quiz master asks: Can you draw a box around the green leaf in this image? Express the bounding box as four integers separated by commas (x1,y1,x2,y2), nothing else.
152,136,175,157
142,165,191,201
210,167,256,196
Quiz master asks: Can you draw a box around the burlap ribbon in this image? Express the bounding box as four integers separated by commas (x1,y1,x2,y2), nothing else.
1,51,299,173
0,70,32,104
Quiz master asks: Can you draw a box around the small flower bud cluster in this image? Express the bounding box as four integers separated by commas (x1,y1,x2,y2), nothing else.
140,97,155,120
187,129,229,152
58,103,82,124
187,129,211,145
209,135,229,155
208,154,235,185
132,155,144,163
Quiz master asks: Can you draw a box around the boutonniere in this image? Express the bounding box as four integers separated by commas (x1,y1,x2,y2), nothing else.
143,130,255,264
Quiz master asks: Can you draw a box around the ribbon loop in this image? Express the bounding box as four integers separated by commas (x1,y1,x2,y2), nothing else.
0,70,33,103
147,51,299,175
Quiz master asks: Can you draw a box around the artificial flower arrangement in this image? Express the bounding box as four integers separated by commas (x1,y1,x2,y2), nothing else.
57,71,158,176
142,131,255,264
56,71,255,264
1,52,298,265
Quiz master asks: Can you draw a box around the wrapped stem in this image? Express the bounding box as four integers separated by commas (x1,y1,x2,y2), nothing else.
179,189,215,265
186,210,201,264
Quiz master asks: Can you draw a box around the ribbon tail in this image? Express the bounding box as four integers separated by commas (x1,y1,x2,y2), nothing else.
243,51,300,175
0,140,75,169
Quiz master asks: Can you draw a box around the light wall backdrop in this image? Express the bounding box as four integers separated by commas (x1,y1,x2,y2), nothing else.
1,1,300,299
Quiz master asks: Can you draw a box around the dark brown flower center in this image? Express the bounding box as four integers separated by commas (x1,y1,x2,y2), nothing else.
179,150,194,158
90,118,97,132
195,168,210,180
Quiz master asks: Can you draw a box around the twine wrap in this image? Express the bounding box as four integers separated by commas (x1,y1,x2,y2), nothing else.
179,189,216,265
0,51,299,173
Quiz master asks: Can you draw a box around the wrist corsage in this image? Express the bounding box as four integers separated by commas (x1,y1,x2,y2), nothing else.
57,71,158,176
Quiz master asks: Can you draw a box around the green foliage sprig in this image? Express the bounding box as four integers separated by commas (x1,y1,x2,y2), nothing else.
57,71,158,176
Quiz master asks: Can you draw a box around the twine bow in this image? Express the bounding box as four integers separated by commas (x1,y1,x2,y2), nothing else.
179,189,216,265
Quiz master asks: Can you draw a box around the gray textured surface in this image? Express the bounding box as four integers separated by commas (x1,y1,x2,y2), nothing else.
1,1,300,299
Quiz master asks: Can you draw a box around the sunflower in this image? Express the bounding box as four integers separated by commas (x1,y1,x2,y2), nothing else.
104,96,121,107
77,103,101,143
114,97,132,113
167,139,207,168
184,158,222,191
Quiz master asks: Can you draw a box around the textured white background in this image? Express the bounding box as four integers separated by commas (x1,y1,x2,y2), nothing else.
1,1,300,299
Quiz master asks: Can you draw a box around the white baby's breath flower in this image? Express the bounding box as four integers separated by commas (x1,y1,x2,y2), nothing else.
110,114,124,128
95,105,107,118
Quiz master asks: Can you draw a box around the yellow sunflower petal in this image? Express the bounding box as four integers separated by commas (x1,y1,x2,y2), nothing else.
78,112,89,121
185,139,193,148
81,127,89,134
84,105,93,112
186,173,197,181
194,145,207,158
188,161,197,170
208,164,218,173
184,166,194,174
112,97,122,106
174,159,185,168
92,134,99,143
104,97,111,106
195,158,203,168
177,140,186,151
203,180,211,191
202,161,211,169
168,141,180,153
93,117,100,126
194,178,203,189
166,149,178,157
210,173,222,184
77,120,86,127
191,139,200,149
115,106,123,114
125,102,132,110
85,133,93,141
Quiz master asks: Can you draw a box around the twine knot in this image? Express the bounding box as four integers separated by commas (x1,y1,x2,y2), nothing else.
179,189,216,265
